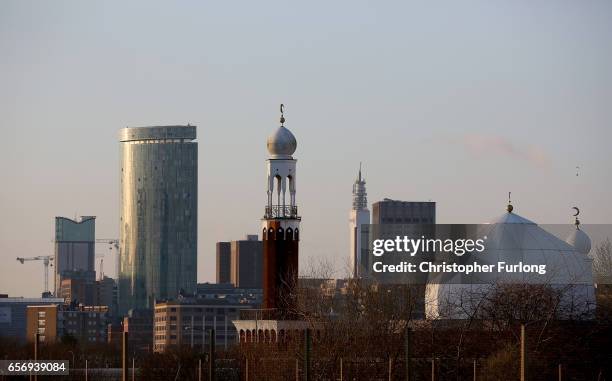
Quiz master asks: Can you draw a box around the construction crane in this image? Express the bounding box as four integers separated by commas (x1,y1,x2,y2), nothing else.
16,256,54,293
95,239,119,279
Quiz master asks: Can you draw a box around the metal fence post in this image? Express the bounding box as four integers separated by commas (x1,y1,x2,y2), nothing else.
304,329,311,381
520,324,527,381
405,328,411,381
209,329,216,381
122,331,129,381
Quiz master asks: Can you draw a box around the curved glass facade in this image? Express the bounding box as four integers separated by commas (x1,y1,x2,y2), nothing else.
118,126,197,314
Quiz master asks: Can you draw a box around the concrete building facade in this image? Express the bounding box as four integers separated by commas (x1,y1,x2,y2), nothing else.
26,305,109,344
153,298,251,352
215,242,231,284
371,199,436,225
230,235,263,289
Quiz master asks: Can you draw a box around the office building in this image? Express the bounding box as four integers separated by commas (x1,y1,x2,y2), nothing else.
54,216,96,295
26,304,109,344
197,283,262,306
0,295,65,343
26,305,59,343
216,236,263,288
118,126,198,314
349,164,370,278
231,235,263,289
371,199,436,225
371,199,435,318
216,242,231,284
95,276,118,318
153,298,252,352
123,309,153,354
58,275,96,305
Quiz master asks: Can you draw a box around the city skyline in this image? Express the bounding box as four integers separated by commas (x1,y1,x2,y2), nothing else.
2,1,612,298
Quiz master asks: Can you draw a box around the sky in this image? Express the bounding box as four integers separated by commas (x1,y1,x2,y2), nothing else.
1,0,611,297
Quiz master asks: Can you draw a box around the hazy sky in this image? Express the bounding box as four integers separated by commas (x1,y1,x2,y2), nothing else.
1,1,611,297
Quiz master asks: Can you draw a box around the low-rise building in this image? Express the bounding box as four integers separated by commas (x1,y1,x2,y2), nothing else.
25,304,109,344
0,296,65,343
196,283,262,305
25,305,60,344
59,276,96,306
123,309,153,354
95,276,118,318
153,298,253,352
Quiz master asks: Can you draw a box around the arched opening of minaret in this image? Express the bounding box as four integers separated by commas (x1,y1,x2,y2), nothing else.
287,174,296,209
274,174,283,207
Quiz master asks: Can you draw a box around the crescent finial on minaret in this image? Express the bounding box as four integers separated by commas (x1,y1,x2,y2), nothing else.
506,192,513,213
573,206,581,228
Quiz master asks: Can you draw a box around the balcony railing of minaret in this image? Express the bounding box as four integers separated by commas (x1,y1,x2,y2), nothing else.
264,205,300,219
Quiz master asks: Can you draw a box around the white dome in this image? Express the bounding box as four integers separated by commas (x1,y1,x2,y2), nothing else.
267,126,297,159
426,208,596,320
566,227,592,255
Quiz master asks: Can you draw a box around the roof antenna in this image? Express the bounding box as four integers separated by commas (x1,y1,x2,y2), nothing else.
506,192,513,213
358,162,362,182
280,104,285,126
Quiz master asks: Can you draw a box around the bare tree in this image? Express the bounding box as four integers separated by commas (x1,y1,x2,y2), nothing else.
593,238,612,283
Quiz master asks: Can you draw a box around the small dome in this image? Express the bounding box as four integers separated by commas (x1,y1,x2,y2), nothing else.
566,227,592,255
267,126,297,159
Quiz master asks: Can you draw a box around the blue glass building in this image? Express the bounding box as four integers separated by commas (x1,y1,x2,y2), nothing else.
118,126,197,314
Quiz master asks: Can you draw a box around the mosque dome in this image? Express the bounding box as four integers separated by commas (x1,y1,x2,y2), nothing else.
267,125,297,159
566,223,592,255
426,204,595,320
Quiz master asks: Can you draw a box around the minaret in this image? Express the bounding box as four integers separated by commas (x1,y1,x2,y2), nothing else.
349,163,370,278
262,105,300,316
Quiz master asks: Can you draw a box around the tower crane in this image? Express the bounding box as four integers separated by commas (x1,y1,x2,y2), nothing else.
16,256,54,293
95,239,119,279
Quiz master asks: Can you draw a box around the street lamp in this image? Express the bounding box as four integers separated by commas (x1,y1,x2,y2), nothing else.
66,350,75,368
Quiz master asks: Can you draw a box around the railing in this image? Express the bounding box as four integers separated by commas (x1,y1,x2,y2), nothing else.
240,308,281,320
240,308,299,320
264,205,299,219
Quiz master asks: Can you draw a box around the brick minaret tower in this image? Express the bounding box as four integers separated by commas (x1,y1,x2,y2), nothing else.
262,104,300,316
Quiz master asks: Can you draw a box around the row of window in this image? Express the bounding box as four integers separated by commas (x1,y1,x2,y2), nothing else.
380,217,434,223
154,308,237,321
262,227,299,240
127,139,186,144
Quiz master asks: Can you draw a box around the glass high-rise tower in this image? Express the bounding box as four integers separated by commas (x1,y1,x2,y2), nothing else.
118,126,197,314
54,216,96,295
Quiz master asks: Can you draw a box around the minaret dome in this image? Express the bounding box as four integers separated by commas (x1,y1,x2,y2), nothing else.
267,126,297,158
